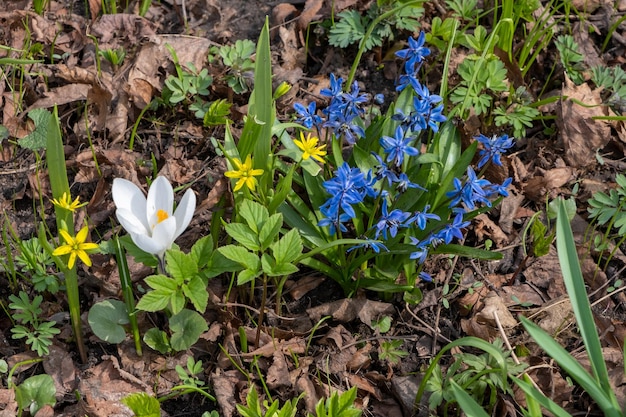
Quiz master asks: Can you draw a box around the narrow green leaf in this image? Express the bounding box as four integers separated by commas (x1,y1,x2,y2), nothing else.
449,380,490,417
510,375,571,417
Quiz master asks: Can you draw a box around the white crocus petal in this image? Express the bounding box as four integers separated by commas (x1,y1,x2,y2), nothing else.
112,179,150,232
132,217,177,256
116,208,150,236
112,176,196,257
147,177,174,226
173,188,196,240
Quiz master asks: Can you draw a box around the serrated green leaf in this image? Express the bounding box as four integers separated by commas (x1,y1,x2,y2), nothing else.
271,228,302,265
18,108,51,150
165,249,198,283
144,274,178,292
191,235,214,268
88,300,129,344
259,213,282,250
136,290,172,312
170,290,186,315
169,309,208,351
224,222,260,251
182,275,208,313
269,262,299,277
238,199,268,233
121,392,161,417
217,245,260,271
237,268,261,285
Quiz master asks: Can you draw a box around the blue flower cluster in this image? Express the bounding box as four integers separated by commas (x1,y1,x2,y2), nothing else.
292,33,514,283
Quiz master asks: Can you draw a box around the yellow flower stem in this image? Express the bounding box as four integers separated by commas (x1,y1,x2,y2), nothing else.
46,108,87,363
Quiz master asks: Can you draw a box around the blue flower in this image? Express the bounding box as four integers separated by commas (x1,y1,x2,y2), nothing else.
374,94,385,105
371,153,398,186
320,73,344,99
293,102,322,129
406,205,440,230
379,126,419,168
487,177,513,198
476,134,515,168
318,212,351,236
409,236,429,264
374,200,411,240
347,238,389,253
395,32,431,74
396,71,422,92
341,81,369,116
438,213,470,244
419,271,432,282
446,167,492,210
324,111,365,145
394,173,426,193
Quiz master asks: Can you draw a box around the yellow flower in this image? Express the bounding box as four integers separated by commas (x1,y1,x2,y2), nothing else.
51,192,87,212
224,155,264,192
52,226,99,269
294,132,327,163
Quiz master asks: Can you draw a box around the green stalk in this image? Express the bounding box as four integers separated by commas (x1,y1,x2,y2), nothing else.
114,236,142,356
46,107,87,363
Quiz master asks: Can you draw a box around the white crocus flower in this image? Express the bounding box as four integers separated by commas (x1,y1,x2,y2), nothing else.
112,176,196,258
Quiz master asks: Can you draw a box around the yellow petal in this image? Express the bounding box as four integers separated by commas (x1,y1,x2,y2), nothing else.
80,242,99,251
58,229,74,245
67,252,77,269
52,245,72,256
77,250,93,267
76,226,89,243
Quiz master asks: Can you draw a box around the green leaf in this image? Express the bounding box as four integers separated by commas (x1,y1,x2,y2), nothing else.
121,392,161,417
237,268,261,285
143,328,171,354
169,309,208,351
19,108,52,150
224,222,260,251
88,300,129,344
191,235,214,268
144,274,177,291
449,380,490,417
165,249,198,283
182,275,209,313
218,245,260,271
238,199,268,233
136,290,173,312
271,228,302,265
269,262,299,277
259,213,282,250
15,374,56,415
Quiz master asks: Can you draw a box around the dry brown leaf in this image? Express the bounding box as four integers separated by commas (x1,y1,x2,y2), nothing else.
523,167,575,201
347,373,382,401
212,370,245,417
347,342,372,370
298,0,324,30
476,292,517,328
0,389,17,417
501,284,545,307
30,84,89,109
307,297,394,326
474,213,508,247
524,246,567,299
286,275,326,300
90,14,157,48
43,345,78,400
267,350,291,390
498,191,526,234
557,76,611,168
